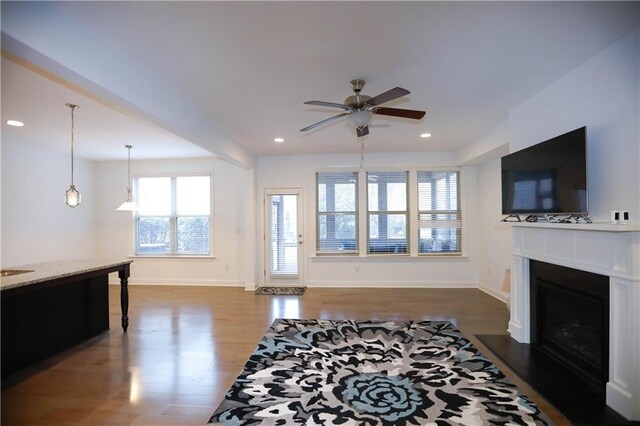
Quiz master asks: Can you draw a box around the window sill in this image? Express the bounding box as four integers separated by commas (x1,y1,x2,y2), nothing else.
310,254,468,261
128,255,216,261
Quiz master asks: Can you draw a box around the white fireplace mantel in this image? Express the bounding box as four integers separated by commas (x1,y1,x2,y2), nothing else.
508,222,640,420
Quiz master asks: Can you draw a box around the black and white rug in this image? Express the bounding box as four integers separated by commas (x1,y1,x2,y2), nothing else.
209,319,550,425
255,286,306,296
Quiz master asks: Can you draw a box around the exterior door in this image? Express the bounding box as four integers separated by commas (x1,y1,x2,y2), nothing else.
265,189,304,286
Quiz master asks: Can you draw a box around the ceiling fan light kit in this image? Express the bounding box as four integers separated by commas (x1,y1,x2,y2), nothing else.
301,79,426,137
352,110,373,128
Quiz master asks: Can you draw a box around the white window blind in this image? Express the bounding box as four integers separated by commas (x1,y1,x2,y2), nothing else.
367,171,409,254
269,194,298,274
134,175,211,255
316,172,358,255
417,171,461,254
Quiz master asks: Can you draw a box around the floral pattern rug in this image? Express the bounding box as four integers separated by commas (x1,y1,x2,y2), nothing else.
209,319,549,425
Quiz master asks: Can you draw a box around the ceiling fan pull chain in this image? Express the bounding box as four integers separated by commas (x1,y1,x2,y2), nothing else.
360,137,365,169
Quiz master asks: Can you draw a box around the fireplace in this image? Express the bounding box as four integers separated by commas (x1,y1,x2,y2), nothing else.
508,223,640,421
530,260,609,390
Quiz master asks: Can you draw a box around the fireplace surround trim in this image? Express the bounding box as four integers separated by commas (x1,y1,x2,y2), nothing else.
508,224,640,420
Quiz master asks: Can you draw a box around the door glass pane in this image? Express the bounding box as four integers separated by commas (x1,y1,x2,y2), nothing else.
270,195,298,275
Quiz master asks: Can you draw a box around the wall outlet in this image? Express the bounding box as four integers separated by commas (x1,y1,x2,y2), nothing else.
224,264,230,270
355,266,360,273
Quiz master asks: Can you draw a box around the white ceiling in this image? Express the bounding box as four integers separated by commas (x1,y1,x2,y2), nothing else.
1,58,213,161
1,1,638,163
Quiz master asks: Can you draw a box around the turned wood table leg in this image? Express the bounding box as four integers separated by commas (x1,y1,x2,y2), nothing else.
118,264,130,332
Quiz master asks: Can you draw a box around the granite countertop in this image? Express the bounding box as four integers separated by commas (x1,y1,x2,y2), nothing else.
0,259,133,291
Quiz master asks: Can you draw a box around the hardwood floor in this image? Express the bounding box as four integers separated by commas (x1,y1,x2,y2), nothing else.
1,286,570,425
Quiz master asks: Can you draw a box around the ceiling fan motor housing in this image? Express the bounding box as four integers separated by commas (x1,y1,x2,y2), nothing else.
347,79,369,108
344,94,371,108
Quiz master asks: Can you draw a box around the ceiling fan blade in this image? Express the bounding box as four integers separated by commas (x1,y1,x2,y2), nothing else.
304,100,352,111
300,112,350,132
366,87,410,106
356,126,369,137
374,107,426,120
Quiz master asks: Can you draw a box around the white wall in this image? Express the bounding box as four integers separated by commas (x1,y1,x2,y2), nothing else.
455,121,512,301
471,28,639,302
476,158,511,301
97,157,254,286
455,120,509,166
256,152,480,288
509,29,640,223
1,140,98,267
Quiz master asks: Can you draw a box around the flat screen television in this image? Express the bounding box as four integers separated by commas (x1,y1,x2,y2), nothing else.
501,126,587,215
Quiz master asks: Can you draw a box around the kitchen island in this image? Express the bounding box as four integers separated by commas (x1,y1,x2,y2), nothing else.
1,259,132,378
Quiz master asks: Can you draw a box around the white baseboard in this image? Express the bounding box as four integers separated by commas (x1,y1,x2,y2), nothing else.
305,280,476,288
108,279,505,297
109,278,243,287
478,283,510,303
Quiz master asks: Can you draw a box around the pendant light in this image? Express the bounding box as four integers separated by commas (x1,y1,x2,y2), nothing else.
65,103,81,207
116,144,136,211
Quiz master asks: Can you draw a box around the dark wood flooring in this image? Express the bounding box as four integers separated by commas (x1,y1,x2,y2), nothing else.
2,286,570,425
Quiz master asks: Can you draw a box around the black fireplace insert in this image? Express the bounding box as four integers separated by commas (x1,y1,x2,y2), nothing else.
530,260,609,391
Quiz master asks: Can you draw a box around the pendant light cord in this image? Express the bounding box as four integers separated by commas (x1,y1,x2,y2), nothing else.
70,106,75,185
126,145,132,192
67,104,78,186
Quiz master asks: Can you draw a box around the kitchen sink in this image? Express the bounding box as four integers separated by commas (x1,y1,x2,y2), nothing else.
0,269,34,277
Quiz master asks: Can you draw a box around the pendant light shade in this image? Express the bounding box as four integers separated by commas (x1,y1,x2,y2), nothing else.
116,145,136,211
66,185,81,207
65,104,81,208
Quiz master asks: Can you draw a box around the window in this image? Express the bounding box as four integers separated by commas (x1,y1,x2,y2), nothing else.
314,169,462,257
417,171,461,254
316,172,358,254
134,175,211,256
367,171,409,254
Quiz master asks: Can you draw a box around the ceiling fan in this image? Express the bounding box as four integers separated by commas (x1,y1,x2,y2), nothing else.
300,79,426,137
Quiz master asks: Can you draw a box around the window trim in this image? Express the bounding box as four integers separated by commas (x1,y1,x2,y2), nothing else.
131,172,214,258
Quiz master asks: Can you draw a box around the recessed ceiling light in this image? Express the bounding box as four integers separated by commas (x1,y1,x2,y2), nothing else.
274,137,285,143
420,133,432,138
6,120,24,127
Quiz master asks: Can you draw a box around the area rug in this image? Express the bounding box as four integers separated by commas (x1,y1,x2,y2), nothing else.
209,319,550,425
255,286,306,295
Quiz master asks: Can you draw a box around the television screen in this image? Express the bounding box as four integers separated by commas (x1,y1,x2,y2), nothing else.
501,127,587,215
